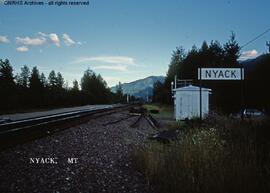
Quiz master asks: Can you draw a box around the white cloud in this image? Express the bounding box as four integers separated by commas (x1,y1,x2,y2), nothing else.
16,46,29,52
37,32,47,37
0,35,10,43
240,49,259,60
74,56,135,65
92,65,127,72
62,33,76,46
16,36,46,46
48,33,60,47
14,32,81,50
73,55,137,73
38,32,60,47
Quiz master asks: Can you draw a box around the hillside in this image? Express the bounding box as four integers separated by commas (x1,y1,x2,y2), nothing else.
240,53,270,112
241,53,270,76
111,76,165,100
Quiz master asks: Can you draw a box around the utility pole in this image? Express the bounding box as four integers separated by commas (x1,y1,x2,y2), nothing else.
266,41,270,53
199,68,202,121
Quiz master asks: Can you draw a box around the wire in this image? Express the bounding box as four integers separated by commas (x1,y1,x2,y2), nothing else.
240,28,270,49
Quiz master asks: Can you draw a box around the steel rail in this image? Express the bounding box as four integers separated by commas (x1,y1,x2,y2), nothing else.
0,104,135,135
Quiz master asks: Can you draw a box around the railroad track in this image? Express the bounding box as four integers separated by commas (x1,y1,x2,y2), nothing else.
0,103,139,150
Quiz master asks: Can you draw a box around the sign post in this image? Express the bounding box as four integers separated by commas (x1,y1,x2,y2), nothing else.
199,68,202,120
240,67,245,119
198,67,244,120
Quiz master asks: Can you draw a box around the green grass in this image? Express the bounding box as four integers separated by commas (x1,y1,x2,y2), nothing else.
143,103,174,120
130,115,270,193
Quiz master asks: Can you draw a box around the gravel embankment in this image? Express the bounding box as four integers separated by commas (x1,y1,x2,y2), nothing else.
0,110,156,193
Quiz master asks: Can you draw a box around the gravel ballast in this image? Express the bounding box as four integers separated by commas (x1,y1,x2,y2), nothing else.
0,110,155,193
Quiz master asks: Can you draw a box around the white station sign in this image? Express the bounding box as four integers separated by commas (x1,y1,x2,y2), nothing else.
198,68,244,80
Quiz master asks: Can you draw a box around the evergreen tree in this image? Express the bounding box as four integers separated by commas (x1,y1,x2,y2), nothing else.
81,68,94,92
162,46,186,103
0,59,15,90
223,32,240,66
40,73,47,88
29,66,43,90
152,81,166,103
80,68,111,104
17,65,30,88
56,72,64,89
48,70,57,89
200,41,210,66
72,79,79,91
0,59,16,109
114,82,126,103
0,60,116,110
116,82,123,96
166,46,186,81
208,41,224,67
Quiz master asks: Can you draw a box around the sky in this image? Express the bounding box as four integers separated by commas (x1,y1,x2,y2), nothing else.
0,0,269,87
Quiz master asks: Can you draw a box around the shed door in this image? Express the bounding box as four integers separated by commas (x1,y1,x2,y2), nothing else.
180,93,191,119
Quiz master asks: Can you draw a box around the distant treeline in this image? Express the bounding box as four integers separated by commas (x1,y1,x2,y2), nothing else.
0,59,130,113
153,33,270,114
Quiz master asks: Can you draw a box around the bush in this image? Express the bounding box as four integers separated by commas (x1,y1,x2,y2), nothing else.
150,109,160,114
131,117,270,193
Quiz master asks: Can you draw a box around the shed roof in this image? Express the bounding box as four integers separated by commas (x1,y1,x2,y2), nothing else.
173,85,212,92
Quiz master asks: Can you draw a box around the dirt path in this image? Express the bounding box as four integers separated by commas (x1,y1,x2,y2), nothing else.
0,110,155,193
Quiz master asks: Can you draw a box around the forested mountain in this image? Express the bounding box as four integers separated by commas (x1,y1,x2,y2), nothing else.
111,76,165,101
241,53,270,112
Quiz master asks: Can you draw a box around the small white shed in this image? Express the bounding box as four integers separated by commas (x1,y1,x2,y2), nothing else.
173,85,211,120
